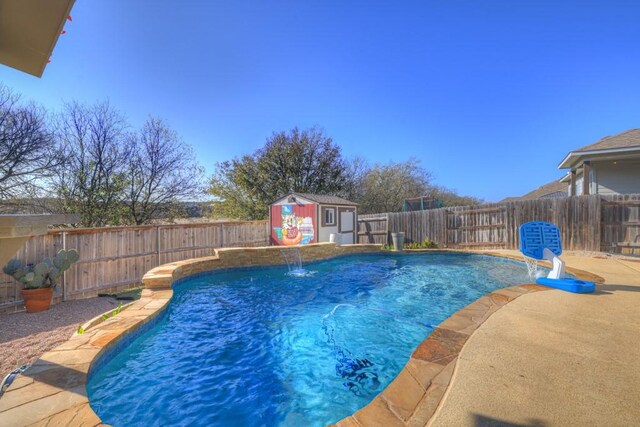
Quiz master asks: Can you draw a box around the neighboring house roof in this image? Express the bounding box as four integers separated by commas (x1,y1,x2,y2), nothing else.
499,197,520,203
500,179,567,202
559,128,640,169
272,193,358,206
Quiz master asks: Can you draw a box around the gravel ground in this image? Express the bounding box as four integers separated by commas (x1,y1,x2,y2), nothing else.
0,297,119,380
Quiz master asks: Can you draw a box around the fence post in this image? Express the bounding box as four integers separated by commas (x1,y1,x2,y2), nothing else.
156,225,161,266
386,213,390,246
443,210,448,248
62,231,68,301
596,195,603,252
220,223,225,247
267,220,271,246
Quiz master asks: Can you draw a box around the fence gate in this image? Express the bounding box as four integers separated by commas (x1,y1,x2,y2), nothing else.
445,206,507,248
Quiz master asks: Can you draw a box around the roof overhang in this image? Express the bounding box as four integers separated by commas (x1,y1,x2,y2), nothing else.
270,194,314,206
270,193,359,206
558,146,640,169
0,0,75,77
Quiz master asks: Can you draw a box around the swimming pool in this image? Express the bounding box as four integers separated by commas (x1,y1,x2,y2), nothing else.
87,253,532,426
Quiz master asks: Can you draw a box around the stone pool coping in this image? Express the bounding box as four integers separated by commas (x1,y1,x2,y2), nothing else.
0,244,603,427
333,249,603,426
333,285,561,427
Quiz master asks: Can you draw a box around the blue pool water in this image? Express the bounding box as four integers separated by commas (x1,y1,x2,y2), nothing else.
87,253,532,427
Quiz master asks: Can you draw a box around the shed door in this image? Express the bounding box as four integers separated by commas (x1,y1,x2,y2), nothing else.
340,210,354,244
340,210,354,232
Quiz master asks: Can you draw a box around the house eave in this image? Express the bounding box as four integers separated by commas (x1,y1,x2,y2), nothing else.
0,0,75,77
558,146,640,169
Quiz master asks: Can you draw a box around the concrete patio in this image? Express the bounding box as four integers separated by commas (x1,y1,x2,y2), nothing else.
430,251,640,426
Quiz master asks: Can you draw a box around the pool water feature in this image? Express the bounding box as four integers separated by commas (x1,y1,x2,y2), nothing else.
281,247,317,277
87,253,534,427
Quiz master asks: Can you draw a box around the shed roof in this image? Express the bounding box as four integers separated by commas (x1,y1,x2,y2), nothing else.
273,193,358,206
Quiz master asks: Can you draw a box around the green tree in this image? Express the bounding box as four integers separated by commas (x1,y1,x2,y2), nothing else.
210,127,347,220
209,156,266,220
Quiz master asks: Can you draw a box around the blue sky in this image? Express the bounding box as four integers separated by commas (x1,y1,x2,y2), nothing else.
2,1,639,201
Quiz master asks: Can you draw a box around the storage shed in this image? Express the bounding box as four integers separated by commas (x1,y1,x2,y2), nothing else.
269,193,358,245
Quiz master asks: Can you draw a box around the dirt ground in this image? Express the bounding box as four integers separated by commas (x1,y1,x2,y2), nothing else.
0,297,119,380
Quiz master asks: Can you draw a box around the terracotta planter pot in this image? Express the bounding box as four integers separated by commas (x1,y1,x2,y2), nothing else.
21,288,54,313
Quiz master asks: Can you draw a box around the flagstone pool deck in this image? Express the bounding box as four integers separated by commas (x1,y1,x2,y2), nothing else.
0,245,638,426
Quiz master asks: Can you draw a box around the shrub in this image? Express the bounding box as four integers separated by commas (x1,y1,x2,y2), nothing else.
404,239,438,249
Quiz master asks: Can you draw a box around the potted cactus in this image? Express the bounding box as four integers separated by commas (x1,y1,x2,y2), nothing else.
3,249,80,313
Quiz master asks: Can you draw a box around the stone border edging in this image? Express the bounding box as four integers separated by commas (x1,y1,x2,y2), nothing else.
332,251,603,427
0,245,603,427
75,301,136,336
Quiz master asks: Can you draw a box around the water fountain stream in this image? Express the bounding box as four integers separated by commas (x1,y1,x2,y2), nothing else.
281,248,316,277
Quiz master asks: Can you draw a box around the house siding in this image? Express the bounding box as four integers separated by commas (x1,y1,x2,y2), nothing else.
594,160,640,195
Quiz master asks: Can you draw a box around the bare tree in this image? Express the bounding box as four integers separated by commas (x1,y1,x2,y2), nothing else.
0,85,62,202
340,156,369,202
428,185,483,207
345,157,481,213
356,158,432,214
125,117,205,224
53,101,129,227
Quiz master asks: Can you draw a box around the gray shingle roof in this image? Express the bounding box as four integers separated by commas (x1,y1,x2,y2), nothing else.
520,180,567,199
500,179,567,202
281,193,358,206
574,128,640,152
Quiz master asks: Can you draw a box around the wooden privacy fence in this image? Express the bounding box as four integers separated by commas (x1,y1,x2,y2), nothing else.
357,215,389,245
0,221,269,311
358,194,640,253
